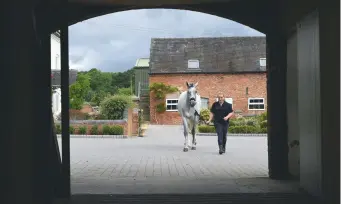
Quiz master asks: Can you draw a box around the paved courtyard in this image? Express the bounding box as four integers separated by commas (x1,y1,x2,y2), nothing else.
58,125,300,194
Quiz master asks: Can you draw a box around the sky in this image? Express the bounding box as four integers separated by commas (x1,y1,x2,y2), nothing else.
69,9,264,73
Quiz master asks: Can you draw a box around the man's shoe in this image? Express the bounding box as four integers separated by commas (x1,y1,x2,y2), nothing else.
219,145,223,155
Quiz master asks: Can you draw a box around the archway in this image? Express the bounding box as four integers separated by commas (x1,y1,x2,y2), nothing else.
52,6,287,199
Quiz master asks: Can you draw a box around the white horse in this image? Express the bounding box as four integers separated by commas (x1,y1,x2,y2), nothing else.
178,82,201,152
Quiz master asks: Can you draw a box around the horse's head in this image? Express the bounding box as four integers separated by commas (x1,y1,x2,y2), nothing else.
186,81,198,107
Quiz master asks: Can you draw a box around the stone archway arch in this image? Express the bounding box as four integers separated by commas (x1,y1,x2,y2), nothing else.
39,0,270,36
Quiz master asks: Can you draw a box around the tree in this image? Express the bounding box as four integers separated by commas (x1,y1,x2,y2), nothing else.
100,95,134,120
117,87,132,96
87,68,113,93
90,90,110,106
69,74,90,110
111,68,135,94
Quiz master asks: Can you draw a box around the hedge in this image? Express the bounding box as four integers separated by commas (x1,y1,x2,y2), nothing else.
198,113,268,134
198,125,266,134
54,124,124,135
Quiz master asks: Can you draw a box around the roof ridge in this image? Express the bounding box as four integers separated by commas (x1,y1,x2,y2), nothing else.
151,36,265,41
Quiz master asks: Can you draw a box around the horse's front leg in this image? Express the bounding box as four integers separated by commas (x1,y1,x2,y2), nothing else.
191,127,197,150
182,117,190,152
191,115,199,150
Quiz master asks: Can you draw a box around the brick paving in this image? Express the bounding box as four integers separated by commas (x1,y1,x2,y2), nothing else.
58,125,300,194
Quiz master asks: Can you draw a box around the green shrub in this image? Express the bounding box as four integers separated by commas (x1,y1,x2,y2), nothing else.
258,112,267,122
110,125,124,135
229,125,259,133
90,125,99,135
229,120,236,127
260,120,267,129
78,126,87,134
232,118,247,126
156,102,166,113
102,125,111,135
246,119,256,126
69,126,75,134
199,108,210,123
149,82,179,100
100,95,134,120
198,125,216,133
117,87,132,96
55,124,61,134
198,124,269,134
91,90,111,106
259,127,267,133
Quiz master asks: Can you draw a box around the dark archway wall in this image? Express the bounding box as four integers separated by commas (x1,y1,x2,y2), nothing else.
2,0,339,203
46,1,339,203
278,0,340,203
42,0,271,35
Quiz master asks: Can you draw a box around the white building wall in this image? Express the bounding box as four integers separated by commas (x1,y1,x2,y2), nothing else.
286,32,300,178
51,33,61,119
297,11,322,197
51,33,60,70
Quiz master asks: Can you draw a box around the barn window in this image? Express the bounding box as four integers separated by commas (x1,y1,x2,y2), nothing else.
188,59,200,69
248,98,265,110
200,97,209,110
259,58,266,67
166,99,178,111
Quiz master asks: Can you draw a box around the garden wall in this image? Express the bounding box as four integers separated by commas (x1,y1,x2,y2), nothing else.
55,120,128,135
55,107,141,136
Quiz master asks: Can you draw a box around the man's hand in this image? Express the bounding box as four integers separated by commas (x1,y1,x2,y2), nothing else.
223,116,229,121
206,120,211,124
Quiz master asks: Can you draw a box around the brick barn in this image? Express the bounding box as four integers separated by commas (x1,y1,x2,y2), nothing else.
149,36,267,125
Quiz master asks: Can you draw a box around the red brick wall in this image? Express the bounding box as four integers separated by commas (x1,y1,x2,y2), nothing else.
80,104,93,114
132,112,139,135
149,73,267,125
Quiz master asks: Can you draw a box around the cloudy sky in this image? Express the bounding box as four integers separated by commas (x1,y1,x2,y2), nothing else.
69,9,264,72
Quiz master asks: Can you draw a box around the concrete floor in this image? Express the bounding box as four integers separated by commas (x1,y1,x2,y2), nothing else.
58,125,300,195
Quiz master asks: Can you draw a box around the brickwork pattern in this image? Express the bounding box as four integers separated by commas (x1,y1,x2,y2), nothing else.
149,73,267,124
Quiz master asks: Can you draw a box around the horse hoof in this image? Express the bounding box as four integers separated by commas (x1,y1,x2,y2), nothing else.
191,147,196,150
183,148,189,152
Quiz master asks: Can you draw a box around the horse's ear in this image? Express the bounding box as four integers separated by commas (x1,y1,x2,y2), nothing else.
186,82,190,88
194,82,199,87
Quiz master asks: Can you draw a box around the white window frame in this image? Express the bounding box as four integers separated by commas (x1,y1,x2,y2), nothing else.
200,97,209,110
215,97,233,108
259,58,266,67
188,59,200,69
248,98,265,110
166,99,179,111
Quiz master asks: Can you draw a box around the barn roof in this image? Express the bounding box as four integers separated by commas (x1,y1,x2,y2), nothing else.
149,36,266,74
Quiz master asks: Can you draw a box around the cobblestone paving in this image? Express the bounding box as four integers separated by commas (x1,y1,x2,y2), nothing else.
58,125,300,194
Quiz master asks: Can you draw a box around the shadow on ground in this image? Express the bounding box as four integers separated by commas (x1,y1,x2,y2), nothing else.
55,192,321,204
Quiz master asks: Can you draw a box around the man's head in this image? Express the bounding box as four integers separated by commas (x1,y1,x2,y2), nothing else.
217,93,225,103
